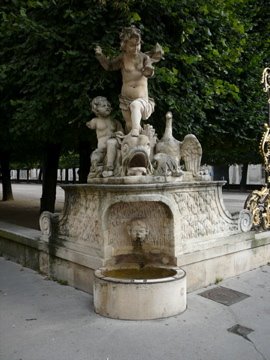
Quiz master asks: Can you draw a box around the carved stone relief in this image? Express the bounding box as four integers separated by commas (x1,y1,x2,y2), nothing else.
58,191,102,248
173,190,238,241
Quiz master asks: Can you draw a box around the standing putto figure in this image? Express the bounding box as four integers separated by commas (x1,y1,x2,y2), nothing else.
95,25,163,137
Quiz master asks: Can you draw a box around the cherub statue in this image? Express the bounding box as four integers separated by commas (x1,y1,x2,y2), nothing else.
95,25,163,137
86,96,124,178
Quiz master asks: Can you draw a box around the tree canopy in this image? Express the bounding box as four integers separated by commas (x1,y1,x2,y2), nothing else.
1,0,269,172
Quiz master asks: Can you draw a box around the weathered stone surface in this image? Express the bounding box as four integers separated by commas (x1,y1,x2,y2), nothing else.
1,220,270,294
51,180,240,266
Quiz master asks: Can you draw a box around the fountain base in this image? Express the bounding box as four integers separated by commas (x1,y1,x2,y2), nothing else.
94,266,186,320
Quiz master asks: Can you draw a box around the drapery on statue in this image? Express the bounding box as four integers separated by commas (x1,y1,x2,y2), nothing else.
95,25,164,137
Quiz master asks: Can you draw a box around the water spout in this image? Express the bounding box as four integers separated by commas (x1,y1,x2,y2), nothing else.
132,236,145,268
128,218,149,268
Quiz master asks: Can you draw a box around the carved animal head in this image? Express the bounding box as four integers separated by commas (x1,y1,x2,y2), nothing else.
121,134,153,176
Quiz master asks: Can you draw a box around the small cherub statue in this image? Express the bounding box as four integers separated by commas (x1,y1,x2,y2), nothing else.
95,25,163,137
86,96,124,178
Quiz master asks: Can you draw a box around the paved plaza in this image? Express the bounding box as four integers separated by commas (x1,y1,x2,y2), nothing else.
1,257,270,360
0,183,270,360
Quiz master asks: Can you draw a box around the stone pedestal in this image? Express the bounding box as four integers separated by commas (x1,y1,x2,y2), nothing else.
33,177,260,300
48,178,240,269
2,178,270,298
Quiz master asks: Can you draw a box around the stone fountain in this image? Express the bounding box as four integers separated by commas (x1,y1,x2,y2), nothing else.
38,26,251,320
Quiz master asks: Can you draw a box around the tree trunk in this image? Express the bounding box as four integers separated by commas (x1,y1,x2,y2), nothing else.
78,140,91,183
213,165,229,183
240,163,248,191
72,167,76,183
38,168,42,182
65,168,69,183
40,143,61,213
0,150,14,201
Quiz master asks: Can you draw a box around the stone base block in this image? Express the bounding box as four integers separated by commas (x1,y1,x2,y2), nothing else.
1,222,270,297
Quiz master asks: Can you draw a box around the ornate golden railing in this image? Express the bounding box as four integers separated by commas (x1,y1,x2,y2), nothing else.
244,68,270,230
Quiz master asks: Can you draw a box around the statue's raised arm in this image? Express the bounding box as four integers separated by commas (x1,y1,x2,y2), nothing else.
95,45,122,71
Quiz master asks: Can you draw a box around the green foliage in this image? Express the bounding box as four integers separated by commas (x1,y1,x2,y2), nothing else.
0,0,269,167
59,151,79,169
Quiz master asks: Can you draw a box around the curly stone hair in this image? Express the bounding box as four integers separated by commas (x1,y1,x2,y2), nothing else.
119,25,142,50
91,96,111,114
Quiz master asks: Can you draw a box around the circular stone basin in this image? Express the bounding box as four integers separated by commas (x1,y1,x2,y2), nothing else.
94,266,186,320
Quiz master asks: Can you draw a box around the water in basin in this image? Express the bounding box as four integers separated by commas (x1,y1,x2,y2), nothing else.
103,267,177,280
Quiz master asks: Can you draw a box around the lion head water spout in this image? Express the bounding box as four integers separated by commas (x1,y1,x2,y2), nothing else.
128,218,149,268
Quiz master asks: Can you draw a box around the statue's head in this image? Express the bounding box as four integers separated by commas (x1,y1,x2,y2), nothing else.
120,25,142,52
127,218,149,242
91,96,112,117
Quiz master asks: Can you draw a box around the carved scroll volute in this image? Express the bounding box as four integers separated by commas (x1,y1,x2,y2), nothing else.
39,211,59,242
